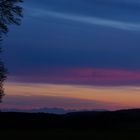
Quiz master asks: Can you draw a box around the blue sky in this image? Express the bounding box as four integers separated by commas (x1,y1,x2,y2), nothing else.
1,0,140,110
2,0,140,84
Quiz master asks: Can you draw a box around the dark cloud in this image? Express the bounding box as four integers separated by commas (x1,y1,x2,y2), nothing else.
1,95,124,110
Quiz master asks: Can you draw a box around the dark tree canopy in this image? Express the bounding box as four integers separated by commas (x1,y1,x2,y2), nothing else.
0,0,23,36
0,60,6,102
0,0,23,102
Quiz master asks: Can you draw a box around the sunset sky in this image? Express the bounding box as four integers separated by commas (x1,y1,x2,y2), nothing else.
1,0,140,110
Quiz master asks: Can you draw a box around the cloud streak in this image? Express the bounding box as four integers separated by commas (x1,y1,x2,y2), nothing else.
29,8,140,31
47,11,140,31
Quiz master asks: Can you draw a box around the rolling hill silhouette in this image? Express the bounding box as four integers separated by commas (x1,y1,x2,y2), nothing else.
0,109,140,131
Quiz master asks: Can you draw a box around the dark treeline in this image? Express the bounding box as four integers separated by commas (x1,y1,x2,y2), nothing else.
0,109,140,131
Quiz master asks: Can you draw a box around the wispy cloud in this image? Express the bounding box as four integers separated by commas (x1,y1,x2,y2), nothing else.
28,8,140,31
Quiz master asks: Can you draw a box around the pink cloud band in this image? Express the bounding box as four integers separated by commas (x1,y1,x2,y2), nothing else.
8,68,140,86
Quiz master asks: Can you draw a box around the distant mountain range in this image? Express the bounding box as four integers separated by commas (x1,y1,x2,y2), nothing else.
0,108,107,114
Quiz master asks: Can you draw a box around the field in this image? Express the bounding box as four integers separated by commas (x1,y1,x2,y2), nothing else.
1,130,140,139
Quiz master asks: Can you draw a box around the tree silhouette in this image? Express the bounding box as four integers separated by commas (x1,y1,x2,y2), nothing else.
0,0,23,102
0,59,6,103
0,0,23,37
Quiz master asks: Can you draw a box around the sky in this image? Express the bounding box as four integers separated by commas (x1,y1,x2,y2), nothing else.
1,0,140,110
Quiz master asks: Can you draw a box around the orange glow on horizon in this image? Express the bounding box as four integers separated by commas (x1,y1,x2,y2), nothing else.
3,81,140,110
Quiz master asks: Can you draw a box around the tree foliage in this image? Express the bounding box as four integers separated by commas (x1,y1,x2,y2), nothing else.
0,0,23,35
